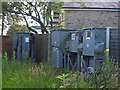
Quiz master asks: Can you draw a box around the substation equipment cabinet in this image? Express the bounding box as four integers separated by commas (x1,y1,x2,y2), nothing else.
51,27,110,73
12,33,44,63
12,33,35,61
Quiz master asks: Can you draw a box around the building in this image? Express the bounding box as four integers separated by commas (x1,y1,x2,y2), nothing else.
59,2,120,29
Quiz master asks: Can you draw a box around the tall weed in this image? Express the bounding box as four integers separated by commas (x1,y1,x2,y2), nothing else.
2,53,119,88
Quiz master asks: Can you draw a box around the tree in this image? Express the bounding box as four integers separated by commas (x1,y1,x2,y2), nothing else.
3,1,64,34
6,24,29,36
1,2,23,36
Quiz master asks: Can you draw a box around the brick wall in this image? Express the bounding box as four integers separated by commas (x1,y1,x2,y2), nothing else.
60,10,119,29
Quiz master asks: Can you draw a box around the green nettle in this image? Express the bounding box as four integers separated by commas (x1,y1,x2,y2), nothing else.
12,51,16,63
3,52,8,63
56,74,70,88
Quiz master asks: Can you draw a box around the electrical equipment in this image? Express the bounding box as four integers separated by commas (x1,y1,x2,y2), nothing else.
51,27,110,73
12,33,35,61
51,28,83,69
12,33,45,63
81,27,108,72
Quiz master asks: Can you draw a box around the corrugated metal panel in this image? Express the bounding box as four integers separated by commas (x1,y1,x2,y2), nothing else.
110,28,120,59
34,34,49,63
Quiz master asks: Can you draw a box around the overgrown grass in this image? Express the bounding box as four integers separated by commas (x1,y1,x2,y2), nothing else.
2,52,62,88
66,58,119,88
2,52,119,88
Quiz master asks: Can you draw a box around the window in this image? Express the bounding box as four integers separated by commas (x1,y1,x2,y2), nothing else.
71,33,76,40
86,31,91,39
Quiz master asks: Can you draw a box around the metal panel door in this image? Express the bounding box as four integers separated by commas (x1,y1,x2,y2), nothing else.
69,33,79,53
12,34,19,59
52,47,63,68
83,30,95,56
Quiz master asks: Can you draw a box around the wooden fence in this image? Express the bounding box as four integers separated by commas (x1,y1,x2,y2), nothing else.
1,36,13,58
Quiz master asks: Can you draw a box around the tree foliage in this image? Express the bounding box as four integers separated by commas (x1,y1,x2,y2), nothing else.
6,24,29,36
1,2,23,35
3,1,64,34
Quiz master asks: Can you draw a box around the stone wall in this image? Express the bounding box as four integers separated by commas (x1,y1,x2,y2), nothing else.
59,10,119,29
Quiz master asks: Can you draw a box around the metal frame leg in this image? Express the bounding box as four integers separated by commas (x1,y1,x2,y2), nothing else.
64,54,66,69
83,59,87,72
81,55,83,72
69,58,74,70
67,54,69,70
93,56,96,71
77,54,80,71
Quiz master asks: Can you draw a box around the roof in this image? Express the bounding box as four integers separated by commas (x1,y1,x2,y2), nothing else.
63,2,120,9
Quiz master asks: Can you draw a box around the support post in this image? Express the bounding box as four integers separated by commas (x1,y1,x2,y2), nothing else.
83,59,87,72
93,56,96,71
81,55,83,72
69,58,74,69
106,27,110,61
57,48,59,68
77,54,80,71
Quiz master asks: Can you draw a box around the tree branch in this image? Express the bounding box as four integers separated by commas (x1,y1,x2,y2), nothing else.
54,18,68,27
22,14,38,34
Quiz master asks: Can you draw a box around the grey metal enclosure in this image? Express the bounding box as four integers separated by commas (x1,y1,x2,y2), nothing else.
12,33,35,61
51,28,83,69
52,47,63,68
12,33,49,63
51,27,110,73
82,27,108,72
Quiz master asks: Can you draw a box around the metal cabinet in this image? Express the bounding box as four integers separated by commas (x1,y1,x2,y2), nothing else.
12,33,35,60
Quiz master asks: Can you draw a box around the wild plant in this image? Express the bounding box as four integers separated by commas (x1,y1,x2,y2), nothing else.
56,73,70,88
3,52,8,63
94,58,119,88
